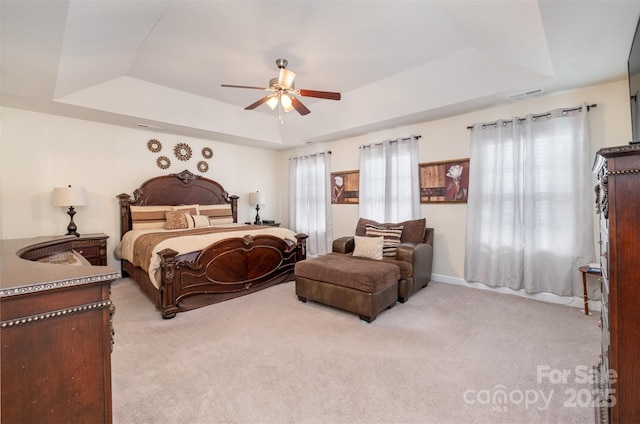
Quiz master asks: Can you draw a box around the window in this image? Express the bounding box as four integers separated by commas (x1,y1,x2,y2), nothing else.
464,105,595,296
359,136,420,222
289,152,332,255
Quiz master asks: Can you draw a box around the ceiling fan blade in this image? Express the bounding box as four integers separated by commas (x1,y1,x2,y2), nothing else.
290,96,311,116
244,95,272,110
298,89,341,101
221,84,270,91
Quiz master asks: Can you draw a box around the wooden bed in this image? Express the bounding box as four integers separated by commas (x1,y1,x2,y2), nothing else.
117,170,307,319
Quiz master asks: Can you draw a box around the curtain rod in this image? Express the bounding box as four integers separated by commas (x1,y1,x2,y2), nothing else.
466,104,597,130
360,135,422,149
289,151,332,160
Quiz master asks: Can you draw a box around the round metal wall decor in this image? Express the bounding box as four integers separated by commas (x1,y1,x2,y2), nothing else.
173,143,192,161
156,156,171,169
202,147,213,159
197,161,209,173
147,139,162,153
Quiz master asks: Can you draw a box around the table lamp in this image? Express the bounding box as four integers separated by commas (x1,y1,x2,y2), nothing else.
52,185,87,237
249,191,266,225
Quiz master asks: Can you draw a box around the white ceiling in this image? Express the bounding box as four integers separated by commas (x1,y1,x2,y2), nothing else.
2,0,640,150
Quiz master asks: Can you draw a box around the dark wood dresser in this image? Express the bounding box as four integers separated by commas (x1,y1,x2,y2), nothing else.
594,144,640,424
0,236,120,424
71,233,109,265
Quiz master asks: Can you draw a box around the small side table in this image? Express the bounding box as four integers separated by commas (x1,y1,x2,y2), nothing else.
578,266,602,316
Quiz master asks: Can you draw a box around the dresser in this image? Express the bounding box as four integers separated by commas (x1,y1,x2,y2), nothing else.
71,233,109,265
17,233,109,266
594,144,640,424
0,236,120,424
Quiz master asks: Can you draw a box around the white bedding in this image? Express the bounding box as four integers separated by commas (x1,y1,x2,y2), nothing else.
115,223,298,288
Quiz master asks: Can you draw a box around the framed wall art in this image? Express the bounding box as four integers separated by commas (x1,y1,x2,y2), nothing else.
331,170,359,204
419,158,470,203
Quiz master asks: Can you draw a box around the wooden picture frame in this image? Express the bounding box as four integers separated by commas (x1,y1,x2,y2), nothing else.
419,158,470,203
331,170,359,204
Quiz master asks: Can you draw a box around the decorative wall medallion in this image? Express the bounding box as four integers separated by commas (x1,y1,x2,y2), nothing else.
156,156,171,169
174,143,192,161
147,139,162,153
202,147,213,159
197,161,209,173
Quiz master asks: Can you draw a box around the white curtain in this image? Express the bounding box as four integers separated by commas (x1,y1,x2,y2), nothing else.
359,136,421,222
289,152,333,256
464,104,594,296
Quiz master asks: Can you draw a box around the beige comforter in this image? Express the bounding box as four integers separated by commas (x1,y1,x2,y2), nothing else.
116,223,298,288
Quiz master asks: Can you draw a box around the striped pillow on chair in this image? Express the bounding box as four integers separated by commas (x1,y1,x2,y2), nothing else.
365,224,403,258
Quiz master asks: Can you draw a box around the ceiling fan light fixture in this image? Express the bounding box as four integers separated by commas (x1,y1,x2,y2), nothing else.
280,94,294,112
266,95,279,110
221,58,341,118
278,69,296,88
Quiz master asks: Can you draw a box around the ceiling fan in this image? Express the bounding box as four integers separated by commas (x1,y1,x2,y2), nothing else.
221,58,341,119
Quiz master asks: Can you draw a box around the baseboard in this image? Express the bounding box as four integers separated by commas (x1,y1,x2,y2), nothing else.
431,273,602,313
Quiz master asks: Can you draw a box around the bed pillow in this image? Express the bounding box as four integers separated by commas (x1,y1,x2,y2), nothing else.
199,204,234,225
165,210,189,230
365,224,403,257
173,204,200,216
130,205,173,230
352,235,384,260
185,214,212,229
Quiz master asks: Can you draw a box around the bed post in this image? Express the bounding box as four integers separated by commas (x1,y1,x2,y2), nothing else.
117,193,132,238
229,195,239,223
157,248,179,319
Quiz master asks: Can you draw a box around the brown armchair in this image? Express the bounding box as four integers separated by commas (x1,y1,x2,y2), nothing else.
332,218,434,302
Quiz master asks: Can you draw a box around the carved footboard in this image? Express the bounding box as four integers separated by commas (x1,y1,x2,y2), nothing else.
156,233,308,318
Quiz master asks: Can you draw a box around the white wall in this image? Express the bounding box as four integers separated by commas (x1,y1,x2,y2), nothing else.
1,79,631,284
279,79,632,287
0,107,282,270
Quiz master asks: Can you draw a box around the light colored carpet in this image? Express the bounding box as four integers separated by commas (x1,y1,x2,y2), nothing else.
111,278,601,424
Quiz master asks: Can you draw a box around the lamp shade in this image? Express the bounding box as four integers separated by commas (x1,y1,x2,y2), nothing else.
278,68,296,88
266,95,279,110
280,94,294,113
52,186,87,207
249,191,266,205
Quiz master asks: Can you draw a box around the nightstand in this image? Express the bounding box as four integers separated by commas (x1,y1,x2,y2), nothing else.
244,222,281,227
72,233,109,266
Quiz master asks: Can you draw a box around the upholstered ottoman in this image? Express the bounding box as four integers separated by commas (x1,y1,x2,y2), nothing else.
294,253,400,322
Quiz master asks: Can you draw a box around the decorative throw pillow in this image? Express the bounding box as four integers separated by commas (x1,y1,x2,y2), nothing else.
352,235,384,260
165,210,189,230
185,214,211,229
397,218,426,243
355,217,426,243
365,224,403,257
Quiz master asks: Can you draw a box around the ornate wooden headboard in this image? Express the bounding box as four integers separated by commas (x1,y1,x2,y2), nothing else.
117,170,239,238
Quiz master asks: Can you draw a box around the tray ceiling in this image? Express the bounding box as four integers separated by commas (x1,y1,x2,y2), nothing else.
2,0,639,150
